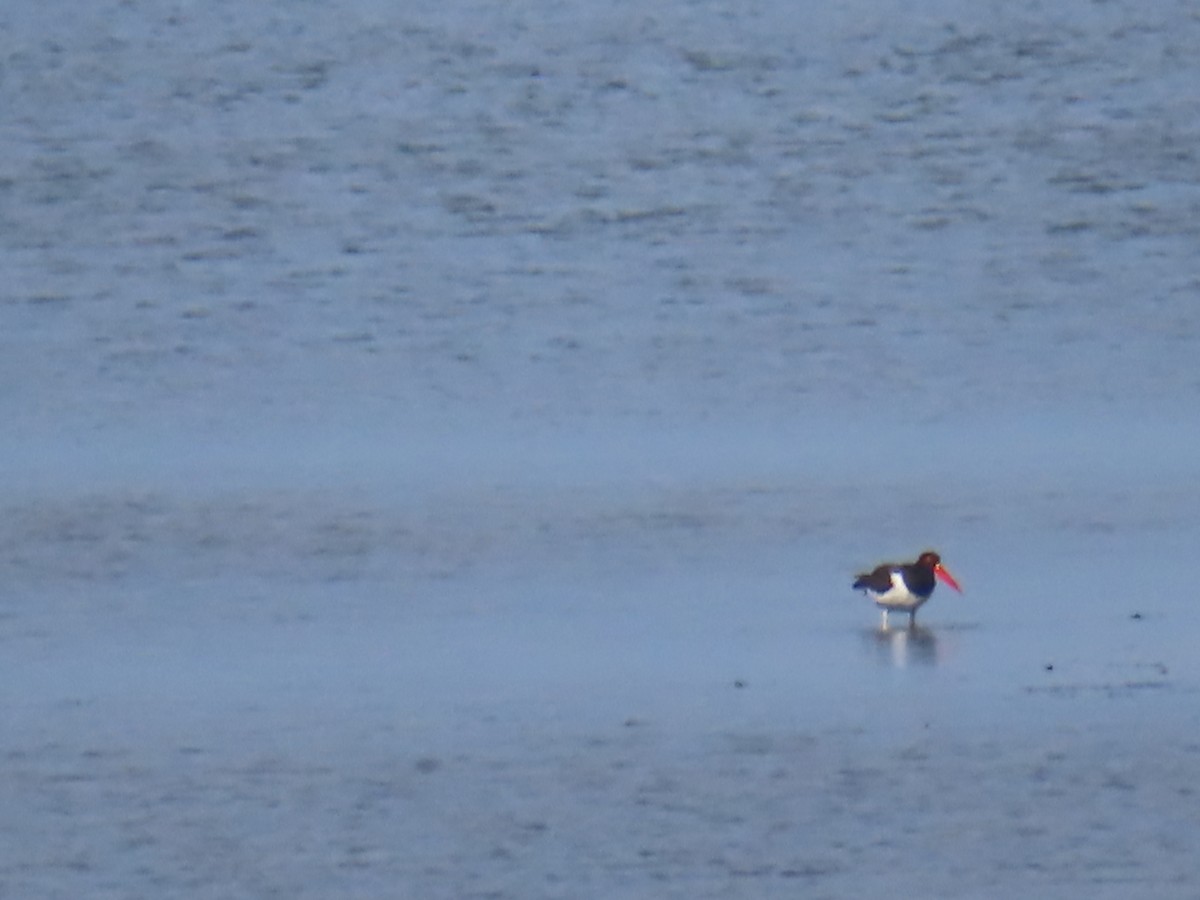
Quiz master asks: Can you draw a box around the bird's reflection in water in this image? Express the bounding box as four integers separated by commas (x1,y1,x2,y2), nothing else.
868,624,939,667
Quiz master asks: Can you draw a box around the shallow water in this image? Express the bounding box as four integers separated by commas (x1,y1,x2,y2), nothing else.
3,0,1200,896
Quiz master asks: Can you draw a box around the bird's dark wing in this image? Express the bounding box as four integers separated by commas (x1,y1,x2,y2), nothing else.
852,564,895,592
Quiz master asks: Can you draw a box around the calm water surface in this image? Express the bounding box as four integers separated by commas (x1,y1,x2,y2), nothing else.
2,0,1199,896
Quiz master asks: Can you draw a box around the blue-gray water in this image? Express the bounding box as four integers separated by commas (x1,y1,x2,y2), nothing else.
3,1,1200,896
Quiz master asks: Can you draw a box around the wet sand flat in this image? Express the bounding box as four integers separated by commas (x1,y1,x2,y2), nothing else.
3,457,1199,897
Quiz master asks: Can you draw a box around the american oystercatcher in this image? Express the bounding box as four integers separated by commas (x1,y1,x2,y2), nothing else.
852,551,962,628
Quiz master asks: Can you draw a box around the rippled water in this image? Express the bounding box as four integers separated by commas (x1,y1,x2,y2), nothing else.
3,0,1200,896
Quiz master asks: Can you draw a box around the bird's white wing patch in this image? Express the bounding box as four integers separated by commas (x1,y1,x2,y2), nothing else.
880,569,909,602
870,569,916,606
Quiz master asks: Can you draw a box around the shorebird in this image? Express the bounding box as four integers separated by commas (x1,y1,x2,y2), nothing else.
853,550,962,628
